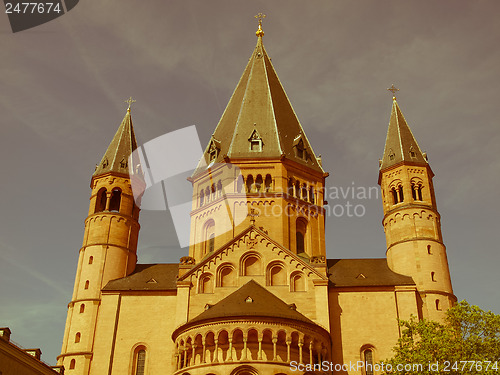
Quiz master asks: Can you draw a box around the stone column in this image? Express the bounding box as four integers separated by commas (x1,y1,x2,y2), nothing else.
258,338,263,360
309,342,313,366
213,339,219,363
191,344,197,366
202,339,206,363
272,337,278,361
242,337,248,361
227,338,233,362
286,340,291,363
298,341,303,364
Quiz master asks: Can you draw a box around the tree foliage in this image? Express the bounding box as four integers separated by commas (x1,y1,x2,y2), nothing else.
383,301,500,375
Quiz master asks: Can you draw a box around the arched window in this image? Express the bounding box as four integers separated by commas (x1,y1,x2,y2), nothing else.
296,232,305,254
255,175,263,192
241,253,262,276
290,271,306,292
208,234,215,253
199,189,205,207
199,274,214,294
427,245,432,254
79,304,85,313
265,174,272,192
267,262,286,286
309,186,315,204
203,220,215,255
236,175,244,193
412,180,423,201
95,188,107,213
246,175,254,193
109,188,121,212
75,332,81,343
69,359,76,370
135,349,146,375
431,272,436,282
391,187,398,204
302,184,308,201
363,349,374,375
88,256,93,265
296,218,308,255
211,184,216,201
218,264,236,287
205,187,210,203
84,280,89,290
288,179,294,196
217,180,223,198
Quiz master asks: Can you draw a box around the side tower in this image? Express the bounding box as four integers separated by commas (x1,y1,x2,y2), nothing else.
188,22,329,266
58,107,142,373
378,94,455,321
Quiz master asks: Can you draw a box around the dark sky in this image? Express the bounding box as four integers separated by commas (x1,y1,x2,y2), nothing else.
1,0,499,365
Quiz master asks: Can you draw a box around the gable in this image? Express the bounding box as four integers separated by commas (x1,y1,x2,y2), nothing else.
180,225,327,323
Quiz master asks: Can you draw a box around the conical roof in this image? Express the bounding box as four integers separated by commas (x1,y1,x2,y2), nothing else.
380,97,427,170
93,109,138,177
197,33,323,173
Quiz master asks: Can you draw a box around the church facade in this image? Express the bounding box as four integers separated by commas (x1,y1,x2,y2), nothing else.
57,24,455,375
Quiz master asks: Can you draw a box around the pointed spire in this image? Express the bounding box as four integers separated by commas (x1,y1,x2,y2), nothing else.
93,108,138,177
380,96,427,170
198,24,323,173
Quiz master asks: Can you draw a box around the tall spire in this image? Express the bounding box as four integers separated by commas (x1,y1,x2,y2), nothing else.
93,107,138,177
380,96,427,171
198,23,323,173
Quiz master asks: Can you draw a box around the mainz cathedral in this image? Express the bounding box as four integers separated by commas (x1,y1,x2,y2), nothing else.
57,19,456,375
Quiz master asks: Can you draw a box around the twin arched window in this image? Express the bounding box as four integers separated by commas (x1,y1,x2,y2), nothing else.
94,187,121,213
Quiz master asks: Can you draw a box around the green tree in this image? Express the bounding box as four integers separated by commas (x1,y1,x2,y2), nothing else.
382,301,500,375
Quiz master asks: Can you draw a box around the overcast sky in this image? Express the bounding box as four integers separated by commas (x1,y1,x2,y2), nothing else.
1,0,499,365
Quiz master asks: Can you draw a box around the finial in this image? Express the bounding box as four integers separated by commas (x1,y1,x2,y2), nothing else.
247,208,260,224
124,96,136,112
387,84,399,100
255,13,266,37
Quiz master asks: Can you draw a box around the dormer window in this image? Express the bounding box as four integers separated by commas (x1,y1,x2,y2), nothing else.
208,138,221,162
248,129,263,152
250,139,262,151
409,146,416,158
388,149,395,161
293,135,307,160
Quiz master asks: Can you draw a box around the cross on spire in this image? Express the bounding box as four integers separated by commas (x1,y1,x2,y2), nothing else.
255,13,266,37
387,84,399,99
124,96,136,111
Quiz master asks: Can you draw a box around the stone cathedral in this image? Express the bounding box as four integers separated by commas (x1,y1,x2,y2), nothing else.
57,22,455,375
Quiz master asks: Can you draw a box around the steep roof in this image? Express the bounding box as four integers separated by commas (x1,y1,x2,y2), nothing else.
187,280,315,325
196,33,324,174
380,97,428,171
103,264,179,291
327,258,415,287
93,108,138,177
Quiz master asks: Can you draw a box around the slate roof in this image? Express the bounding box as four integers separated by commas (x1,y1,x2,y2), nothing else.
328,258,415,287
187,280,315,325
103,264,179,291
195,33,324,175
93,108,138,177
102,258,414,292
380,97,428,171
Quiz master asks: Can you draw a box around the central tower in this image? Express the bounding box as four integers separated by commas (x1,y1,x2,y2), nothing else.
188,20,329,266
